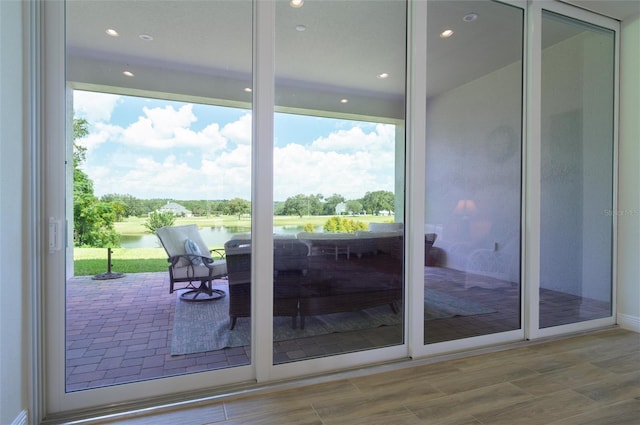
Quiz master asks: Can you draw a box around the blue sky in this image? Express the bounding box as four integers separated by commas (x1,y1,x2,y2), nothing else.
73,90,396,202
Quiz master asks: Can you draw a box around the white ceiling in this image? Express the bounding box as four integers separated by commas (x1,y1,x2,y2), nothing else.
66,0,637,118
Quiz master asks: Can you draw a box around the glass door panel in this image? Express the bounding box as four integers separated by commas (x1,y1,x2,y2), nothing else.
539,11,614,328
424,0,524,344
65,0,252,391
273,0,407,363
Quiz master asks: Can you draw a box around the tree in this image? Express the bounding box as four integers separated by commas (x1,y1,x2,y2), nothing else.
72,117,120,247
142,199,170,215
73,118,89,166
346,200,363,215
281,194,323,217
273,201,286,216
361,190,395,215
75,201,120,247
183,200,207,216
307,194,324,216
101,193,146,218
143,211,176,234
323,193,345,215
225,197,251,219
72,118,93,243
281,194,308,217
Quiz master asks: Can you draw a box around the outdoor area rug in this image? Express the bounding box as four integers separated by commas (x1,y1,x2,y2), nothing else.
171,285,495,355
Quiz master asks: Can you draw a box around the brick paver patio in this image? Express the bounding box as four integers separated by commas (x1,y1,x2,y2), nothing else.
66,272,250,392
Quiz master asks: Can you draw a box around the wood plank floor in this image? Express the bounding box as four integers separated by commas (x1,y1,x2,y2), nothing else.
88,328,639,425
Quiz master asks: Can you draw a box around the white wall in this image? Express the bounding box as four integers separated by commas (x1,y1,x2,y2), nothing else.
0,1,28,424
617,14,640,330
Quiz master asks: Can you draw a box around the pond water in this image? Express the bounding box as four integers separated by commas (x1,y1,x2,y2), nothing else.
119,225,322,248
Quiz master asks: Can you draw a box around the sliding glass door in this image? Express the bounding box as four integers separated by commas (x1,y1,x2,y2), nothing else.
539,10,615,328
42,0,619,417
64,0,253,392
273,0,407,362
424,0,524,344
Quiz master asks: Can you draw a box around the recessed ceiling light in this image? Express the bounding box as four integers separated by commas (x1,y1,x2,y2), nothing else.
123,70,135,77
290,0,304,8
340,98,349,104
244,87,252,93
440,29,454,38
377,73,389,79
139,33,154,41
105,28,119,37
463,13,478,22
296,24,306,32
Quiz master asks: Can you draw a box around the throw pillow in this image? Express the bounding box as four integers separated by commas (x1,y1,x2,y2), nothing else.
184,239,204,266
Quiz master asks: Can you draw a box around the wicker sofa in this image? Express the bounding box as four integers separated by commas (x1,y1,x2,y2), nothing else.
224,227,404,330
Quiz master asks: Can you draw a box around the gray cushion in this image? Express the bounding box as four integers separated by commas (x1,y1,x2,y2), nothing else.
184,238,204,266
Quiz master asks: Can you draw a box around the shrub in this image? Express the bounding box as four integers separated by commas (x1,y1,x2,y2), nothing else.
143,211,176,234
323,216,367,233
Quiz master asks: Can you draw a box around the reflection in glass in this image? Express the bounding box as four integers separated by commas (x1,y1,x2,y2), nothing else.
539,11,614,328
273,0,407,363
424,1,523,344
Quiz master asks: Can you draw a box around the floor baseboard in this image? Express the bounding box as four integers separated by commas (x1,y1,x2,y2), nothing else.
618,312,640,332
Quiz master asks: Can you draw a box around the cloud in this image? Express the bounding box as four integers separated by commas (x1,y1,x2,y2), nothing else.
77,103,230,153
91,154,222,200
221,113,252,145
273,123,396,200
76,122,123,150
310,123,394,152
90,124,396,201
81,93,397,202
73,91,121,122
121,104,225,150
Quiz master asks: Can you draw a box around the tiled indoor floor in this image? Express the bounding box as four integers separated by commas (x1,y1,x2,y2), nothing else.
66,263,612,392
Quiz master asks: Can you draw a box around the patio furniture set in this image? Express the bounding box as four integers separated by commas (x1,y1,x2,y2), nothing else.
157,224,405,330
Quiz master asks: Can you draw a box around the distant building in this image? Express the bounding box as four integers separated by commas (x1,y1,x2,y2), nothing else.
157,202,192,217
335,202,347,215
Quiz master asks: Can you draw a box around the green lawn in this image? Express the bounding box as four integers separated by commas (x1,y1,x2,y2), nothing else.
77,214,395,276
74,247,169,276
73,246,228,276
